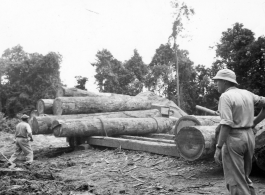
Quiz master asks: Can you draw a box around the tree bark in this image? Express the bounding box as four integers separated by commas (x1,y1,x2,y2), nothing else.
56,86,101,97
174,115,221,135
53,117,177,137
53,96,152,115
36,99,54,115
31,109,162,135
175,125,217,161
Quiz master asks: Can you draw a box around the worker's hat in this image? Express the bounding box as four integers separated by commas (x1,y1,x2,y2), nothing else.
212,69,238,85
21,114,29,119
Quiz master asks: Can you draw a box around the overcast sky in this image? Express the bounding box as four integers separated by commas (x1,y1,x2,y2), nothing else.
0,0,264,92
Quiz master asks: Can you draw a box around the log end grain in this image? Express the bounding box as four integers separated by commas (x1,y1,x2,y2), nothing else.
31,117,40,135
175,126,205,161
53,123,63,137
53,98,63,115
51,119,63,131
174,115,201,136
37,100,45,115
56,87,65,97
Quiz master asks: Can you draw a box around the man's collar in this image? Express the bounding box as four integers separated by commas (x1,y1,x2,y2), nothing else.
225,86,237,92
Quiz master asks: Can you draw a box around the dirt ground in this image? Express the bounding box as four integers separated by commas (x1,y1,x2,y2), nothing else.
0,131,265,195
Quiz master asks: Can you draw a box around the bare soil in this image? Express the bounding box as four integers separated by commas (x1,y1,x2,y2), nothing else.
0,131,265,195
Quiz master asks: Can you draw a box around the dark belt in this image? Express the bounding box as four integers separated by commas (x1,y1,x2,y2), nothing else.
232,127,252,130
16,136,27,138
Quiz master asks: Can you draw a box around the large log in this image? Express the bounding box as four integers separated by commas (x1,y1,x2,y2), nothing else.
174,115,221,135
36,99,54,115
53,96,152,115
31,109,162,135
175,125,217,161
52,117,177,137
56,86,101,97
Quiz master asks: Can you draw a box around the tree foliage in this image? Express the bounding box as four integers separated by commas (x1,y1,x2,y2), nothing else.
92,49,148,96
75,76,88,90
145,43,197,113
214,23,265,95
0,45,62,117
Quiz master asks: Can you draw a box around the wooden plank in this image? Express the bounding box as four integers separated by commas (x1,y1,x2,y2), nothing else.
119,135,175,144
85,136,179,157
143,133,175,140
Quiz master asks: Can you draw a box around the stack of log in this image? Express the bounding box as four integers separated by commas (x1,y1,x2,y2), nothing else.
32,88,265,171
31,87,187,157
173,106,265,171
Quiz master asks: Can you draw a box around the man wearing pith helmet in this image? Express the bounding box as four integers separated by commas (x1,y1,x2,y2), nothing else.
9,114,34,165
213,68,265,195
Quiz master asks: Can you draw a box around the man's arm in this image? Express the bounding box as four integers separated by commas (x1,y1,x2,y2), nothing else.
217,124,231,147
214,124,231,165
253,108,265,127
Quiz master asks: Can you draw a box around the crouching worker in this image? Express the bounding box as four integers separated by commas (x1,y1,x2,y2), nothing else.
9,114,34,165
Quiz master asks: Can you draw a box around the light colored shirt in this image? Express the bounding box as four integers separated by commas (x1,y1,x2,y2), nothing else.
218,87,265,128
15,121,32,138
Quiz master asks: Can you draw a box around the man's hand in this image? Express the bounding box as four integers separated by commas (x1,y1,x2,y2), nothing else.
214,147,222,165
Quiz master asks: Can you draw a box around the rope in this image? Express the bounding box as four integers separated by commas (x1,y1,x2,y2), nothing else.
151,117,159,132
97,118,108,137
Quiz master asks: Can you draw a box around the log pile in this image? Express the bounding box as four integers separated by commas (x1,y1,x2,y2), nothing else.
174,111,265,171
32,90,265,171
32,87,186,157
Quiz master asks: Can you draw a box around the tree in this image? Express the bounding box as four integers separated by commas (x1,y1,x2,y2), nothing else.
145,43,197,113
75,76,88,90
124,49,148,95
1,45,62,117
92,49,147,96
214,23,265,95
193,65,220,112
169,0,194,106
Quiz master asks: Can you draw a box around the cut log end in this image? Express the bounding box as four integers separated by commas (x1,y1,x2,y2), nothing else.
53,125,63,137
174,115,201,136
32,117,40,135
53,98,63,115
175,126,205,161
37,100,45,114
56,87,64,97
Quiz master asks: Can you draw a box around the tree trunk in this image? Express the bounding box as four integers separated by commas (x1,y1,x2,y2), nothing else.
53,117,177,137
36,99,54,115
31,109,162,135
53,96,152,115
175,125,217,161
56,86,101,97
174,115,221,135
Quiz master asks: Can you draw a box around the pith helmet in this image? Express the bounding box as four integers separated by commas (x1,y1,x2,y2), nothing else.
212,69,238,85
21,114,29,119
